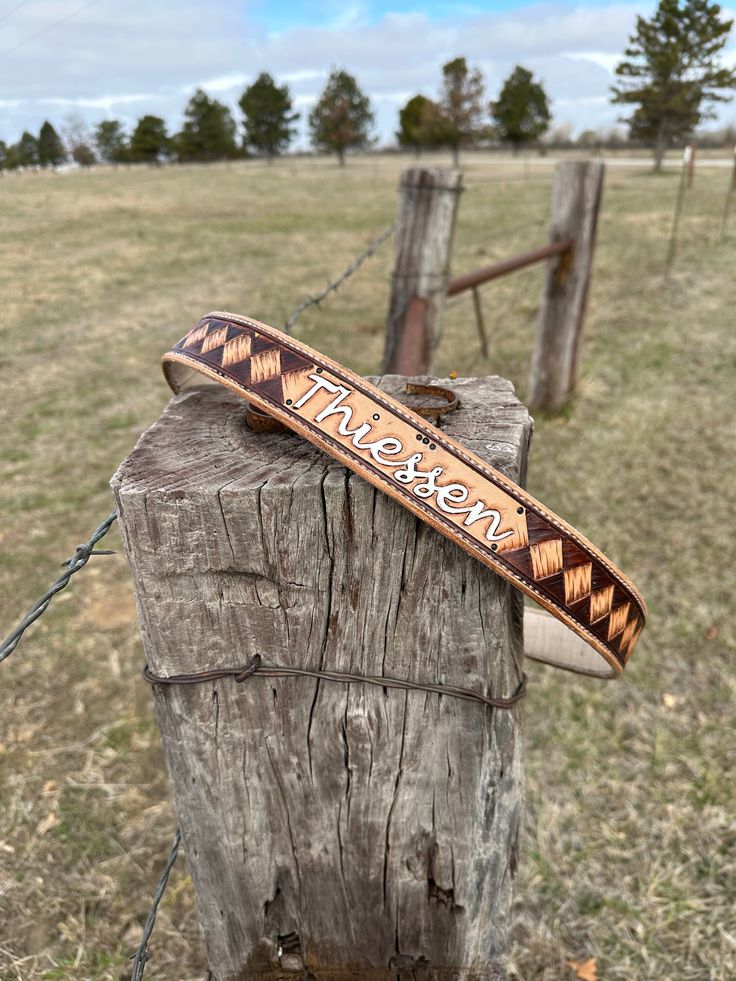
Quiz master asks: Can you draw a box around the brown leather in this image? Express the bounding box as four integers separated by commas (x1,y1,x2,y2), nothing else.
246,381,458,433
163,311,646,679
244,403,285,432
402,382,459,421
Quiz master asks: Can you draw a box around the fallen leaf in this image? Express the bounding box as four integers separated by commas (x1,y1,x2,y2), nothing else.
123,922,143,947
567,957,598,981
662,692,683,709
705,625,719,641
36,811,60,836
42,780,58,796
9,724,37,743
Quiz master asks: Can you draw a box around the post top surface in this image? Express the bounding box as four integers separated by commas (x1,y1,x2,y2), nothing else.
112,374,532,498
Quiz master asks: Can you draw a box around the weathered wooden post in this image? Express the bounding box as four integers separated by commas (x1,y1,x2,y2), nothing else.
528,160,604,411
664,147,689,286
382,167,463,375
687,142,696,189
719,144,736,240
113,373,530,979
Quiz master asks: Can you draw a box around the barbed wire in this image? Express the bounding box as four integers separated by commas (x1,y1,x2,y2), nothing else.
130,827,183,981
284,222,395,333
464,174,553,187
0,510,118,662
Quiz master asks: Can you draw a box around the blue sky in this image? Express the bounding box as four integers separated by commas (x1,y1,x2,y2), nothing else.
247,1,523,30
1,0,735,146
246,0,622,29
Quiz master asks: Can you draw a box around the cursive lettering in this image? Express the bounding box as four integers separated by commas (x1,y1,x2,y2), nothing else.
293,373,513,543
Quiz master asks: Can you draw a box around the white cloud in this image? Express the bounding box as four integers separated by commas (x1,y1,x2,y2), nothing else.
564,51,622,74
281,70,324,83
36,94,155,110
556,95,610,107
1,0,734,144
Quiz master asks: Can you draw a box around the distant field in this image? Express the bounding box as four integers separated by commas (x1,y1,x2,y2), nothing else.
1,152,734,979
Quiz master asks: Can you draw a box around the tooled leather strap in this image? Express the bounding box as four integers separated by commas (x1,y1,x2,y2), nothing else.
162,311,646,679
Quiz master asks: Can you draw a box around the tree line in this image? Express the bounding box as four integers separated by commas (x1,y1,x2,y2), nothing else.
397,59,549,164
0,61,547,171
1,0,734,173
0,70,376,170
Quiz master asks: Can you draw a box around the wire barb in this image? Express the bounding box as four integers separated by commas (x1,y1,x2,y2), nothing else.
0,511,118,663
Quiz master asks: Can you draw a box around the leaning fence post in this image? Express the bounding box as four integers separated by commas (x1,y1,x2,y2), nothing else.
112,374,529,979
381,167,462,375
528,159,604,411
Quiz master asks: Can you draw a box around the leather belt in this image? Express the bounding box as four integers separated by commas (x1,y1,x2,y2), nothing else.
162,311,646,679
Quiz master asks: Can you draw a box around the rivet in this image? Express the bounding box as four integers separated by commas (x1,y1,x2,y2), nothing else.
373,413,380,421
316,367,323,374
429,443,436,450
286,399,293,405
517,506,524,514
491,544,498,551
416,434,423,441
422,437,430,444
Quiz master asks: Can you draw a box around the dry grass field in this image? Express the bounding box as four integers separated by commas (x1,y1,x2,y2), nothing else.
1,152,734,979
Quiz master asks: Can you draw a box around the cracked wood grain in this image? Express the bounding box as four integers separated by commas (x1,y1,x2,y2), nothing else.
111,374,531,980
528,160,604,411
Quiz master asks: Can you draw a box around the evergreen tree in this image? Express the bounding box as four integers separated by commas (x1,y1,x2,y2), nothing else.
129,115,169,164
396,94,449,153
308,69,374,165
612,0,736,170
239,72,299,158
177,89,238,162
491,66,551,152
94,120,128,163
0,140,8,172
440,57,486,166
37,121,66,167
3,142,19,170
17,131,39,167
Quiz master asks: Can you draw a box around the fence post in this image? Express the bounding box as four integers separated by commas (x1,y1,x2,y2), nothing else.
665,146,690,283
471,285,489,357
528,160,604,411
381,167,462,375
719,144,736,240
687,142,696,189
112,375,529,979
